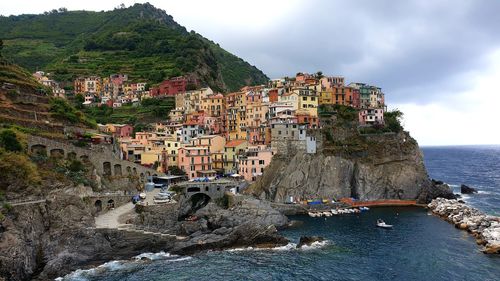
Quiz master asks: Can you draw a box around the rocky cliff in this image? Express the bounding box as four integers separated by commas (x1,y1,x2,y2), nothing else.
248,131,434,203
0,194,288,281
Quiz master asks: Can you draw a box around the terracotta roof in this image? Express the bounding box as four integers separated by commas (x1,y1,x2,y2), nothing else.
225,139,247,147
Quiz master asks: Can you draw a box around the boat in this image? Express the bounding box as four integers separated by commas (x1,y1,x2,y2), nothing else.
308,212,317,217
360,207,370,211
376,219,393,228
153,198,171,204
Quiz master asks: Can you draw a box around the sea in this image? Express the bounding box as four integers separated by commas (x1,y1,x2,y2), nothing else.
60,145,500,281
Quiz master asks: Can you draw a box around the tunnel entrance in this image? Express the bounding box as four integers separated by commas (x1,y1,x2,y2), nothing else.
178,193,211,221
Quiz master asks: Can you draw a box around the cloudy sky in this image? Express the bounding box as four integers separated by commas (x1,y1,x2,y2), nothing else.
2,0,500,146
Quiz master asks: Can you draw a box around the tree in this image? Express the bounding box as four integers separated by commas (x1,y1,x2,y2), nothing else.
315,71,324,79
0,39,3,57
168,166,186,176
384,110,404,133
0,130,23,152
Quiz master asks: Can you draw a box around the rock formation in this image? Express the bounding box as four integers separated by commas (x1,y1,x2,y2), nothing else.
296,236,324,248
248,131,435,203
428,198,500,254
0,195,289,280
460,184,478,194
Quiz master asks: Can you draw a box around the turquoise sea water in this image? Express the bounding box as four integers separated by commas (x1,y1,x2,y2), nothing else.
62,145,500,281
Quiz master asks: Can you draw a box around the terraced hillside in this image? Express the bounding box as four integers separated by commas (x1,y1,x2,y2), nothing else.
0,58,93,135
0,3,268,92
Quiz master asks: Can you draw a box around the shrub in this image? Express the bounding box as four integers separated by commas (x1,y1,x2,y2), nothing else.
384,110,404,133
0,129,23,152
168,166,186,176
0,150,41,190
67,160,85,172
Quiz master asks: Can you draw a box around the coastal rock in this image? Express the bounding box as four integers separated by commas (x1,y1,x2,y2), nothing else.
417,181,456,204
428,198,500,254
248,132,431,202
296,236,324,248
460,184,478,194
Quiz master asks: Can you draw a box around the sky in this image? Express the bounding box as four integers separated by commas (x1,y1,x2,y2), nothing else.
2,0,500,146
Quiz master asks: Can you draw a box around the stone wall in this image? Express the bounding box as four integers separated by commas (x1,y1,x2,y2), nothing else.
27,135,164,185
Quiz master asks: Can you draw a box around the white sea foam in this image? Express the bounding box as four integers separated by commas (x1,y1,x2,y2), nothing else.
226,240,330,252
477,190,491,195
298,240,330,250
133,251,173,261
57,252,191,280
56,260,127,281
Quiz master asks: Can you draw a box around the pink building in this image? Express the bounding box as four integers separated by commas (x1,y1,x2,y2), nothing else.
359,108,384,125
178,146,215,179
238,145,274,182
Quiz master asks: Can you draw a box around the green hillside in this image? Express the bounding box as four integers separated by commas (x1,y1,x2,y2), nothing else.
0,3,268,92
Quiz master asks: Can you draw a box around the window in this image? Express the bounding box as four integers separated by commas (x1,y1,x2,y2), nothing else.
302,96,307,101
259,160,264,165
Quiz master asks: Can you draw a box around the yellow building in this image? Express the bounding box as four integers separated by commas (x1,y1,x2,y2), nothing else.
140,151,162,171
211,151,225,173
294,87,318,117
201,93,225,117
226,91,247,141
223,139,248,174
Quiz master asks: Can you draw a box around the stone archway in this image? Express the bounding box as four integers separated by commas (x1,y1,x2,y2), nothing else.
30,144,47,156
126,166,132,175
80,155,90,163
50,148,65,159
103,162,112,176
114,164,122,176
133,167,137,175
107,199,115,209
67,152,77,160
179,193,211,220
95,200,102,212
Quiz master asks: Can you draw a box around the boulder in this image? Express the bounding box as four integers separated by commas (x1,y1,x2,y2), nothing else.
417,181,456,204
460,184,478,194
296,236,324,248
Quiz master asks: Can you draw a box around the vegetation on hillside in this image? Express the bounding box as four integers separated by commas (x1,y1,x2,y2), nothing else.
49,97,97,127
0,3,268,91
81,97,175,125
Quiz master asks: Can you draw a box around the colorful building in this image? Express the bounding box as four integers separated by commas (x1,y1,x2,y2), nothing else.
223,139,248,174
238,145,274,182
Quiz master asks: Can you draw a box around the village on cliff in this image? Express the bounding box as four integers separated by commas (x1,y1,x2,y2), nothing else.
33,71,387,182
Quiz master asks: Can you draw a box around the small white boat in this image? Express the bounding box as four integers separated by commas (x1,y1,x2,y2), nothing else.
323,211,332,217
153,198,171,204
308,212,317,217
376,219,393,229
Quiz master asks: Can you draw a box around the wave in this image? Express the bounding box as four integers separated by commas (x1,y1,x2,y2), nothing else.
55,260,127,281
299,240,330,250
57,252,191,280
225,240,330,252
477,190,492,195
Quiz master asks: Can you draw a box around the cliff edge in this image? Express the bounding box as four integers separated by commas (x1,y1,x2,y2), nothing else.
247,131,433,203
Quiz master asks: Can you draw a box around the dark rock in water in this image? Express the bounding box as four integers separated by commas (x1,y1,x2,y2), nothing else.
454,193,462,198
297,236,324,248
460,184,478,194
431,179,444,185
417,180,456,204
288,220,304,228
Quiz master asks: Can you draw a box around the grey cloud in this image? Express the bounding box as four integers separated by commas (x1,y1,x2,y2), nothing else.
214,0,500,104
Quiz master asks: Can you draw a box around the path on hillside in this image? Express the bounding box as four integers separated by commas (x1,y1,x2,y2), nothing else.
7,199,47,206
94,189,160,229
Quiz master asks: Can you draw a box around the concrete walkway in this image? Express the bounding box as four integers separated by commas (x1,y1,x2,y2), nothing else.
7,199,47,206
94,189,161,229
95,201,135,228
